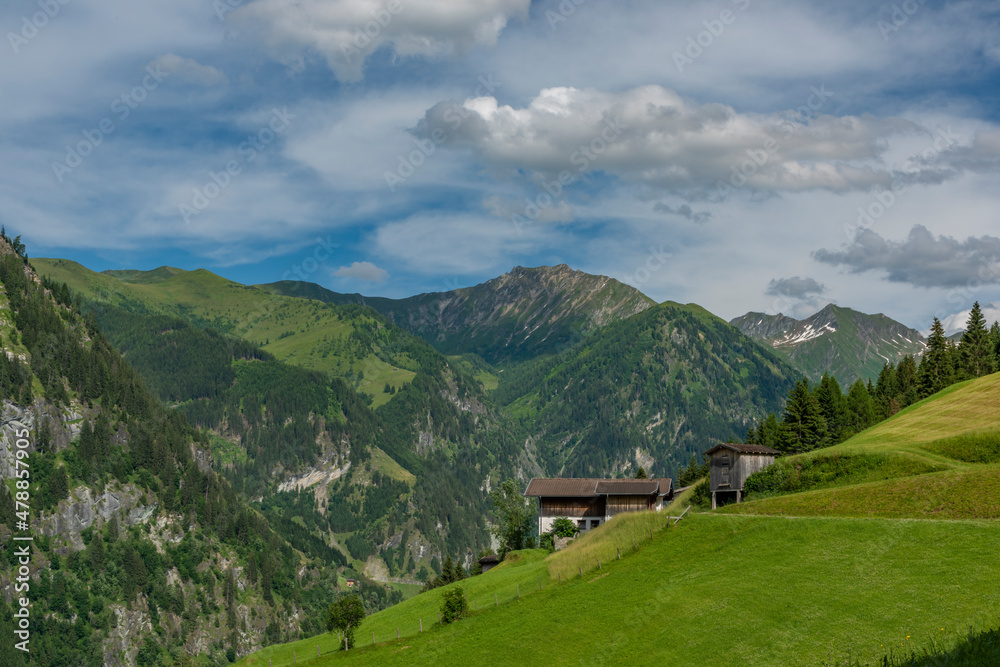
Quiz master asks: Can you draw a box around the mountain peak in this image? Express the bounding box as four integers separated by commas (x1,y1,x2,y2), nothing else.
731,304,926,384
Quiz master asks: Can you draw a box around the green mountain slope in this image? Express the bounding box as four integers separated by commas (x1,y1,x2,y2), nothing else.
34,258,529,581
496,301,801,476
259,264,656,364
0,239,412,665
731,304,926,384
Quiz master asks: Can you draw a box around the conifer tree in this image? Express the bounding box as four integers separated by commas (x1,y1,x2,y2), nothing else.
874,363,900,419
918,318,954,397
780,379,827,453
843,379,876,438
895,355,919,408
991,321,1000,369
958,302,996,379
814,374,846,444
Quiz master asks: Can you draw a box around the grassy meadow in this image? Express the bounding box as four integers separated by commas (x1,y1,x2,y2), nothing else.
239,512,1000,667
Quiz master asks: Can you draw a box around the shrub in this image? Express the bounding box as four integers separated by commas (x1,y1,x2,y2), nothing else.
440,587,467,624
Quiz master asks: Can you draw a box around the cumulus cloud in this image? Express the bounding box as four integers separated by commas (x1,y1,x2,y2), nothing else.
413,85,958,197
652,202,711,224
941,302,1000,336
334,261,389,282
766,276,827,299
150,53,228,87
229,0,529,81
813,225,1000,289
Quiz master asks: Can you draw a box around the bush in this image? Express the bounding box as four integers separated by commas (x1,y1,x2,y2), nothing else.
690,479,711,509
440,587,467,624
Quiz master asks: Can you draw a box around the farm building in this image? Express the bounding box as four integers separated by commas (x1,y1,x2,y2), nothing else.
478,554,500,573
704,443,780,509
523,478,673,535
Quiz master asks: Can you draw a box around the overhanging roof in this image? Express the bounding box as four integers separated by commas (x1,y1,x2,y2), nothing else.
525,478,672,497
704,443,781,456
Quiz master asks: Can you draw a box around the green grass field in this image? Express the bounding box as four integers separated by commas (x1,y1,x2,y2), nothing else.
239,512,1000,667
726,374,1000,520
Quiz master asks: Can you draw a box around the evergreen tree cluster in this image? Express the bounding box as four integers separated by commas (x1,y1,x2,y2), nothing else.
748,304,1000,455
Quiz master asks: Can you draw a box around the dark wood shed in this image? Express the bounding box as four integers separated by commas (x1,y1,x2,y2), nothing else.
704,443,780,509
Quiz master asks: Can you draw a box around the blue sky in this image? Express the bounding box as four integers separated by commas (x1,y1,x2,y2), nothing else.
4,0,1000,332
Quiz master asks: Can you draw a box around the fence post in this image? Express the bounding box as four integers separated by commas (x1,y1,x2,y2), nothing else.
438,612,441,623
292,650,296,663
270,660,273,667
633,538,637,550
578,566,582,578
650,527,653,539
419,618,423,633
517,584,520,598
396,626,400,640
617,548,621,560
494,592,498,606
372,631,375,645
598,557,601,570
558,573,561,584
317,646,320,658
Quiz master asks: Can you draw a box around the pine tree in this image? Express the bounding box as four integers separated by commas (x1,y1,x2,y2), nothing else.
895,355,919,408
958,302,996,379
918,318,954,397
780,379,827,453
991,321,1000,369
843,379,876,438
874,363,899,419
814,374,846,445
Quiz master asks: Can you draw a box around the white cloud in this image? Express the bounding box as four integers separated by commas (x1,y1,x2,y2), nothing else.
483,194,574,223
333,261,389,282
150,53,228,87
415,85,981,197
941,302,1000,336
229,0,529,81
370,212,558,274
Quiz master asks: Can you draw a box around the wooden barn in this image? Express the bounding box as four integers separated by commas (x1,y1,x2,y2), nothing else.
704,443,780,508
523,478,673,535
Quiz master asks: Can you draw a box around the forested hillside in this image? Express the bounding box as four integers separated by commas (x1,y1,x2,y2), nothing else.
34,259,532,584
495,302,800,476
0,235,405,665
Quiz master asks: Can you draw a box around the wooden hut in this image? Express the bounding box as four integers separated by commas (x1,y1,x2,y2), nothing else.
703,443,780,509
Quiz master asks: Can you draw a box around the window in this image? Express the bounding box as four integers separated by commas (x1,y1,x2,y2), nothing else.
590,520,600,529
722,466,729,477
577,519,586,529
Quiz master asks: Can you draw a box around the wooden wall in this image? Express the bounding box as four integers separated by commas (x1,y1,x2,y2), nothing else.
540,497,605,517
709,450,775,492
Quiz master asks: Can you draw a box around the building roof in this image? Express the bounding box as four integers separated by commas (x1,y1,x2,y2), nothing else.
524,478,672,497
478,554,500,565
704,443,781,456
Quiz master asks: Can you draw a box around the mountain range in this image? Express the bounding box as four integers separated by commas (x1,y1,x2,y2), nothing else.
20,253,937,662
730,304,927,384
